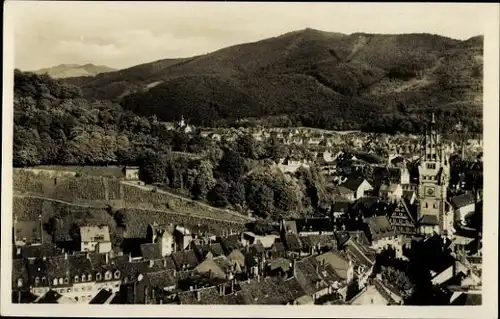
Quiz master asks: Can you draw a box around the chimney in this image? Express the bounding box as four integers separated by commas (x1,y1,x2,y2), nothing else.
64,252,68,260
128,253,132,262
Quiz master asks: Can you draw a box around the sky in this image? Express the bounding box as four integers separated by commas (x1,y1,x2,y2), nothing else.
8,1,493,71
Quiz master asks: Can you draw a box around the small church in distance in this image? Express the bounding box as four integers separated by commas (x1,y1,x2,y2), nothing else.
417,113,453,236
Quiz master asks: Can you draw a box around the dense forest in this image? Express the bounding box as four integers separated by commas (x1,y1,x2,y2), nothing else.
63,29,483,135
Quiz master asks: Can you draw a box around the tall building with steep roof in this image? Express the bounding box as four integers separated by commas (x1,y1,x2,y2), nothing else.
417,113,451,235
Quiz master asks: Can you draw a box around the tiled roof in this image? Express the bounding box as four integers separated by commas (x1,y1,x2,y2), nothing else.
284,233,303,251
268,258,292,272
420,215,439,225
295,218,335,234
331,201,351,213
228,250,245,267
364,216,395,241
270,241,286,253
14,220,42,244
80,225,110,242
316,252,349,280
451,193,476,209
239,277,296,304
171,250,200,271
20,244,61,259
341,176,368,192
35,289,76,304
12,258,29,288
220,235,243,255
300,235,336,250
89,289,114,304
344,239,376,268
140,243,162,260
145,269,176,288
294,256,330,295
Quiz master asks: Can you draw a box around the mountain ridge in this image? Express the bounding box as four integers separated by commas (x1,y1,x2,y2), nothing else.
61,29,483,133
33,63,116,79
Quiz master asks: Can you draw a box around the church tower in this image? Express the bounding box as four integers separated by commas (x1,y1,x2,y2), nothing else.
418,113,450,235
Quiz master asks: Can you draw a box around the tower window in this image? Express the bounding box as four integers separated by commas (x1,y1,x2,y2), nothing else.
425,203,428,208
433,203,437,209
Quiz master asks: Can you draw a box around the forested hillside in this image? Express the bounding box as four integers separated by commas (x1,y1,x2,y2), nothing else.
63,29,483,134
13,70,332,219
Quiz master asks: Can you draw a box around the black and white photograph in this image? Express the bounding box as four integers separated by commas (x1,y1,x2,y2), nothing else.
1,1,498,318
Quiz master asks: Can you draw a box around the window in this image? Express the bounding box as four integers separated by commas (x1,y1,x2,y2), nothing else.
88,274,92,281
427,163,436,170
59,278,64,285
96,273,102,281
425,203,428,208
64,278,69,284
433,203,437,209
17,278,23,287
74,276,79,283
114,270,121,279
105,271,112,280
82,274,87,282
53,278,58,286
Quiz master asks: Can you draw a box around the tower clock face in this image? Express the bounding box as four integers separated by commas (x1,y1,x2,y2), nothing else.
426,187,435,196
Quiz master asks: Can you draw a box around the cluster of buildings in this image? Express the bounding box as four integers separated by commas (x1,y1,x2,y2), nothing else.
11,115,482,305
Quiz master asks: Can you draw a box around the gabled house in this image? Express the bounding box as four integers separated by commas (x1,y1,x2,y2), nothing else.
281,218,335,237
13,217,43,247
294,254,348,302
338,177,373,201
79,226,112,254
195,256,235,280
379,183,403,202
450,193,476,226
146,223,175,257
363,216,402,258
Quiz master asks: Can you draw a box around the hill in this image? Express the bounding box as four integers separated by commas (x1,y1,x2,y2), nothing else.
33,63,116,79
63,29,483,134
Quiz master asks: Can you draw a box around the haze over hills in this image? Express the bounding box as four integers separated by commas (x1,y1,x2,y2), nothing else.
33,63,116,79
62,28,483,133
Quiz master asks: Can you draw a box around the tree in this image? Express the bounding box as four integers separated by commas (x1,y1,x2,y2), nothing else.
228,181,246,209
207,180,230,207
191,160,216,199
140,153,169,184
247,179,275,218
217,150,248,181
114,210,128,229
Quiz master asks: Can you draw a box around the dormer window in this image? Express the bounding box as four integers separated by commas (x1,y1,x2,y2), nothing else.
53,278,58,286
87,274,92,281
82,274,87,282
96,273,102,281
59,278,64,285
17,278,23,287
114,270,121,279
64,277,69,284
74,275,79,283
105,271,112,280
